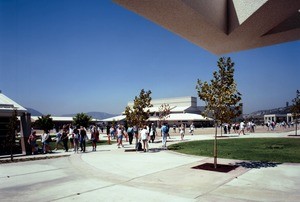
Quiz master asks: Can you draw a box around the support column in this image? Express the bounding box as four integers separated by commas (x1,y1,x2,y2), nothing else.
20,112,31,155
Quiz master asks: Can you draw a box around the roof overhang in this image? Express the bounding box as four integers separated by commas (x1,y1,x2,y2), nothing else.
31,116,100,123
0,93,27,116
148,113,213,121
114,0,300,54
101,115,126,122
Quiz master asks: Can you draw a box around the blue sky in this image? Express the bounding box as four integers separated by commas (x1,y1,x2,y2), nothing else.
0,0,299,116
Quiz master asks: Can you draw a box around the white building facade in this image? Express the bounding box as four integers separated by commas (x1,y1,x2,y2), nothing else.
103,96,213,127
264,113,296,124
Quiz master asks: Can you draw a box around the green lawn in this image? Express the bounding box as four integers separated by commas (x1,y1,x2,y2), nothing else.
168,138,300,163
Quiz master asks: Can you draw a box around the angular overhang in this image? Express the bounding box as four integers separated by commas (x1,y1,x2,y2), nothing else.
113,0,300,54
0,92,27,116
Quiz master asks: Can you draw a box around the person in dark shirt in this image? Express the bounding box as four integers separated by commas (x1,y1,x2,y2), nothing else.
80,126,87,152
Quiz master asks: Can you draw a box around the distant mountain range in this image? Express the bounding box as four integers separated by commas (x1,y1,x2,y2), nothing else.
26,106,292,120
26,107,44,116
61,112,117,120
244,106,291,118
25,108,117,120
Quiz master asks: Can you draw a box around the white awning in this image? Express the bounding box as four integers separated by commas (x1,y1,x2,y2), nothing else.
31,116,74,122
170,106,191,112
31,116,100,122
101,113,212,122
101,115,126,122
148,113,212,121
165,113,212,121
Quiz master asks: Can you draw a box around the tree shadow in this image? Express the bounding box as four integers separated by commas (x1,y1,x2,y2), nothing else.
149,148,167,153
124,147,166,153
217,135,230,138
235,161,281,169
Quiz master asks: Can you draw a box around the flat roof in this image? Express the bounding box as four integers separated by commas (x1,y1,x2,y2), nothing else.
31,116,100,122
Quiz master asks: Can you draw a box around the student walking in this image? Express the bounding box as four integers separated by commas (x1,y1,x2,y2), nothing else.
73,128,80,153
41,131,52,154
109,125,115,139
180,124,185,141
133,125,140,151
127,126,134,145
61,129,69,152
91,126,99,151
239,121,246,135
149,123,156,143
55,130,63,151
116,125,125,148
161,123,169,149
140,125,149,152
68,125,74,151
189,123,195,135
28,131,37,155
80,126,87,152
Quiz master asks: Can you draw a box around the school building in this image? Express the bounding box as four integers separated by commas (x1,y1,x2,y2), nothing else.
0,91,31,156
264,113,296,124
103,96,213,127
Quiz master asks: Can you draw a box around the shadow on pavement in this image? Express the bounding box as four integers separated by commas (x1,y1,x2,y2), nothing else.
124,147,167,153
235,161,281,169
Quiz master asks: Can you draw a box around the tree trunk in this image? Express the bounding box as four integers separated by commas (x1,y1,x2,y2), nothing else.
220,123,223,137
296,122,298,136
214,122,218,169
10,131,15,161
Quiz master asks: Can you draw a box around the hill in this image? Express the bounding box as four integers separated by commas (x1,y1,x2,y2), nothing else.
25,107,43,116
244,106,291,119
24,107,116,120
61,112,117,120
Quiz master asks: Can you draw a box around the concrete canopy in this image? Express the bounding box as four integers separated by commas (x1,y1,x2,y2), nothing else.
0,92,27,116
114,0,300,54
101,115,126,122
148,113,212,121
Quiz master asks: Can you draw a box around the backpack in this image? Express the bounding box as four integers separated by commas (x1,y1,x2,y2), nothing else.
162,125,169,133
127,127,133,134
74,133,79,139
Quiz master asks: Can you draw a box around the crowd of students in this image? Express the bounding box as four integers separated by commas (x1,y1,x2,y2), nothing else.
27,121,201,155
27,124,100,155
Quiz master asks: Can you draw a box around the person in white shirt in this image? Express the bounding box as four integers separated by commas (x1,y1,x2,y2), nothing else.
116,125,125,148
41,131,51,153
140,125,149,152
180,124,185,141
239,121,245,135
190,123,195,135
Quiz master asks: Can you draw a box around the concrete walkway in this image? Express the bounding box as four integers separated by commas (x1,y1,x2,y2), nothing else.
0,130,299,201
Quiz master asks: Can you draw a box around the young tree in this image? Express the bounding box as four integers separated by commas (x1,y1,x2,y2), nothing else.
196,57,242,168
291,90,300,136
73,113,92,128
158,103,171,125
34,114,54,133
125,89,153,128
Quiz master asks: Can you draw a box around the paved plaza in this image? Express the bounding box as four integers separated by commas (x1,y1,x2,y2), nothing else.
0,128,299,202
